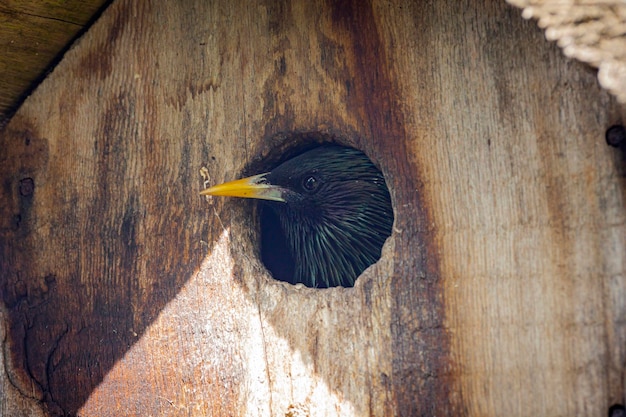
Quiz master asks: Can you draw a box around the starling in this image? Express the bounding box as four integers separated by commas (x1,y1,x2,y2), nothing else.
201,145,393,288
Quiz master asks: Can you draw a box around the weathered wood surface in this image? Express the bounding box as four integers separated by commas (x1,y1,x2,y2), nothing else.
1,0,624,416
507,0,626,104
0,0,109,124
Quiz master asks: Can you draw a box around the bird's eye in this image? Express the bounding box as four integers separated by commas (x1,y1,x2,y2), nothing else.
302,175,319,192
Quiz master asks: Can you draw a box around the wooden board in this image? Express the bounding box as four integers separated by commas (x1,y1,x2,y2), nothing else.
1,0,625,416
507,0,626,104
0,0,109,124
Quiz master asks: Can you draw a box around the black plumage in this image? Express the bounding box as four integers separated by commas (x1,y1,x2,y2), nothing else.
201,145,394,288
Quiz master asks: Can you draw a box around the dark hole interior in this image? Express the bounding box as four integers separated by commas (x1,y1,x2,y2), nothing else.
606,124,625,148
251,137,394,288
609,404,626,417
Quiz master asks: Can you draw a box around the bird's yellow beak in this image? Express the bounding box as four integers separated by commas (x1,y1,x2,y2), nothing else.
200,173,286,202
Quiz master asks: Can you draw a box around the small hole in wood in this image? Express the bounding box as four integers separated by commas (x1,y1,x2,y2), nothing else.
606,125,625,148
248,133,394,288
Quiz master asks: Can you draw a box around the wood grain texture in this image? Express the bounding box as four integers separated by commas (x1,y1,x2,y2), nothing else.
0,0,624,416
507,0,626,104
0,0,109,124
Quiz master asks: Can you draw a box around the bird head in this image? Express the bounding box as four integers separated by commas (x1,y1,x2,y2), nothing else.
201,145,393,288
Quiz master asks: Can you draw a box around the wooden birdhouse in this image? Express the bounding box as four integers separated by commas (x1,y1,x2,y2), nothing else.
1,0,625,416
